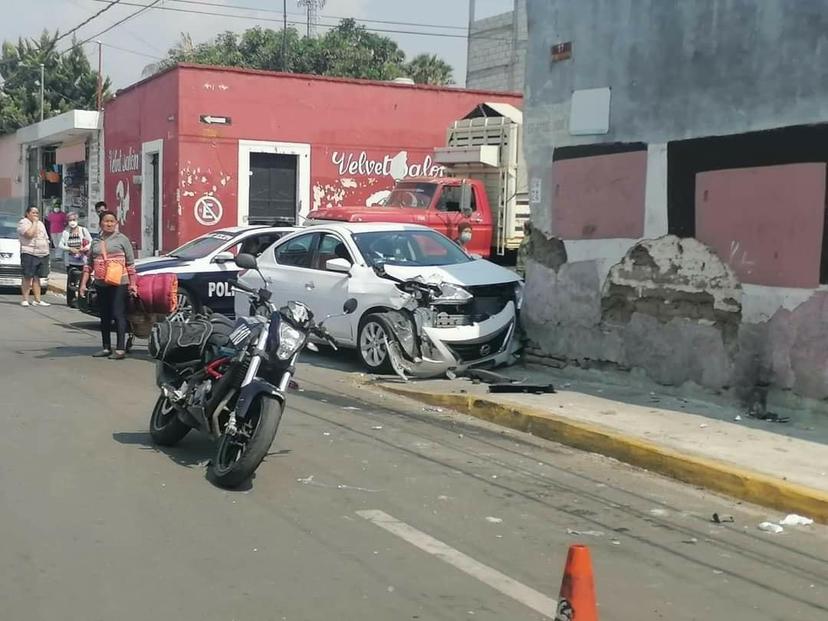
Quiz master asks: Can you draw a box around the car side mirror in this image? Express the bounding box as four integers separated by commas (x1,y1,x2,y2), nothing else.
343,298,358,314
326,257,352,274
213,251,235,263
235,253,258,270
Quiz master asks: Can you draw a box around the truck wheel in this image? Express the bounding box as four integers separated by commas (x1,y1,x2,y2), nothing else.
358,314,394,374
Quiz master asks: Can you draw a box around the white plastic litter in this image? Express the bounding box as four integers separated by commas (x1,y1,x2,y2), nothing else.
758,522,784,534
779,514,814,526
485,516,503,524
567,528,605,537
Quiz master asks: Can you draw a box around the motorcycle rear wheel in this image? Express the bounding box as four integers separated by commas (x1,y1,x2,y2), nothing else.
208,396,283,488
149,394,190,446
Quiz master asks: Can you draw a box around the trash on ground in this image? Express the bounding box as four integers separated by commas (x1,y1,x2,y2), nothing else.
779,514,814,526
712,513,735,524
464,368,523,384
734,415,742,421
682,537,699,544
371,425,383,430
323,432,331,437
610,539,621,545
699,423,709,429
485,516,503,524
649,508,670,517
342,406,361,411
748,411,791,423
567,528,605,537
424,406,444,413
758,521,784,534
488,382,555,394
713,570,724,575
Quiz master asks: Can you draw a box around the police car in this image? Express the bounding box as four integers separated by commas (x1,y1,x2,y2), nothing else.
136,226,296,317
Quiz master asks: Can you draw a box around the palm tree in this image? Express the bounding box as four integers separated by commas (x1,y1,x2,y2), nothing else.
405,54,454,86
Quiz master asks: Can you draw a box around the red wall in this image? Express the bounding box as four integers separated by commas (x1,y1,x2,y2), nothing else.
104,70,179,249
107,65,521,250
696,163,827,288
550,151,647,239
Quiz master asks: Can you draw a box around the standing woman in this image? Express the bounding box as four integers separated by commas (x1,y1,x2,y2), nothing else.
79,211,137,360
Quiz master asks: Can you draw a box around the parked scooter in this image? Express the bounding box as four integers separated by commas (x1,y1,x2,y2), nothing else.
148,252,358,488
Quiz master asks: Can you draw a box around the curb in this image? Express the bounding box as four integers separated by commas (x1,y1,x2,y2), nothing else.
48,281,67,295
379,384,828,524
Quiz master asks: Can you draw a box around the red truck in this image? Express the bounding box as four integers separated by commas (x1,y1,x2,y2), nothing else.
306,104,529,260
306,177,494,257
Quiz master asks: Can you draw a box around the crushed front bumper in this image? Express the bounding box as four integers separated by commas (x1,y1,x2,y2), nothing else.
408,301,520,376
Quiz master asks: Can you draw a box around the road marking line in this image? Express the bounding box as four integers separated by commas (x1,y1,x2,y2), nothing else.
357,509,557,618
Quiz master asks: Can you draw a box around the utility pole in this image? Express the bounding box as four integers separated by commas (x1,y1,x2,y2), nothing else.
281,0,287,71
467,0,476,87
96,41,103,111
39,63,44,122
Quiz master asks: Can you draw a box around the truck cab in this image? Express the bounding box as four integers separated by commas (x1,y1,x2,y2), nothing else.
306,177,493,257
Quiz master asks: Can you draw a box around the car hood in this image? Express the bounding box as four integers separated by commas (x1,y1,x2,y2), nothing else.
134,256,195,273
0,238,20,259
384,260,520,287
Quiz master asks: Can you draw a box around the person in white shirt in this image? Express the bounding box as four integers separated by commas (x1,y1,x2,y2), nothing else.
58,212,92,308
16,206,51,307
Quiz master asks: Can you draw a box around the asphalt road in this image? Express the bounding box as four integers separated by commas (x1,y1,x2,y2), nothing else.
1,290,827,621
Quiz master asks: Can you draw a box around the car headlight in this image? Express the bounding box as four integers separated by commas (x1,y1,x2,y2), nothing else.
276,322,304,360
514,281,524,310
434,282,473,304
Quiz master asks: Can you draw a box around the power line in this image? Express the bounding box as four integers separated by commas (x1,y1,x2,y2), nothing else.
55,0,125,44
86,0,511,41
69,0,164,52
164,0,469,31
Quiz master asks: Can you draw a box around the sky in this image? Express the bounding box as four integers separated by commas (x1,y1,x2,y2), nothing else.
0,0,514,89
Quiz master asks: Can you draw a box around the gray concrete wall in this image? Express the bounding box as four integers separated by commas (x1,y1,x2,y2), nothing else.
521,0,828,411
467,0,527,92
525,0,828,152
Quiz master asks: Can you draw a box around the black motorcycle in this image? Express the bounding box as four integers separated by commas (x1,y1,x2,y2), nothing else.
148,253,358,488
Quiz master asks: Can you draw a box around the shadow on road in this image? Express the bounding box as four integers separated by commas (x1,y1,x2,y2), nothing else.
111,430,289,492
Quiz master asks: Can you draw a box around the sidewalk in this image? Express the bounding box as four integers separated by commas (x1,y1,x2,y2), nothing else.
376,366,828,523
47,271,68,295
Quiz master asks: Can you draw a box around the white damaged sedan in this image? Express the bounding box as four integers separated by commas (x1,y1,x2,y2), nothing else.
234,222,523,376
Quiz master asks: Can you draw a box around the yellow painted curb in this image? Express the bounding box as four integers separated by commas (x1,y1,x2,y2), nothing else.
48,282,66,295
380,384,828,524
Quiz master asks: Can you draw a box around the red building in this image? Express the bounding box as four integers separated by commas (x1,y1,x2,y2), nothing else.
103,64,522,255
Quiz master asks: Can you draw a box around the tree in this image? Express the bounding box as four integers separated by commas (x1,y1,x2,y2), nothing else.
0,31,110,134
405,54,454,86
143,20,452,85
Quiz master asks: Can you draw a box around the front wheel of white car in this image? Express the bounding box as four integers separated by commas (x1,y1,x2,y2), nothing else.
358,314,394,374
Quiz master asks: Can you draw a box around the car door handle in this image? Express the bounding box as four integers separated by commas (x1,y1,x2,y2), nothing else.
305,281,315,290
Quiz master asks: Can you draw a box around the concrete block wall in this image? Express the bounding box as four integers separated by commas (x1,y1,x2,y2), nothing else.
467,0,527,92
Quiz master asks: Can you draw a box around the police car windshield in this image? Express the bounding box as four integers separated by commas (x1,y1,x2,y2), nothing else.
168,232,235,260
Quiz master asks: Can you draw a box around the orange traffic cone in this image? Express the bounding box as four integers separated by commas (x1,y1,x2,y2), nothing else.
554,544,599,621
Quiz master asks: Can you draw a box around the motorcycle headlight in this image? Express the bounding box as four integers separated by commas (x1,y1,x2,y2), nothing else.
434,282,473,304
276,321,304,360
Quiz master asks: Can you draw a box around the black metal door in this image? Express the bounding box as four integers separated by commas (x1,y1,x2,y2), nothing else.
150,153,160,253
249,153,297,225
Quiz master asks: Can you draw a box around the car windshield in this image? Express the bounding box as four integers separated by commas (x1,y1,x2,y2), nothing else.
0,219,18,239
167,231,236,260
381,183,437,208
353,230,472,267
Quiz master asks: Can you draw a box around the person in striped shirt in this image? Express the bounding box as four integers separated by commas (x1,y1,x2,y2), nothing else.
79,211,138,360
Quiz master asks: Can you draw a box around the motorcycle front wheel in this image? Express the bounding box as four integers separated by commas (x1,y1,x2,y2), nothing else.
208,396,283,488
149,394,190,446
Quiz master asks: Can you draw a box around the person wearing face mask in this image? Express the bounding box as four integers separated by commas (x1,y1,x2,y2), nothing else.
58,212,92,308
45,205,68,261
456,222,473,249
